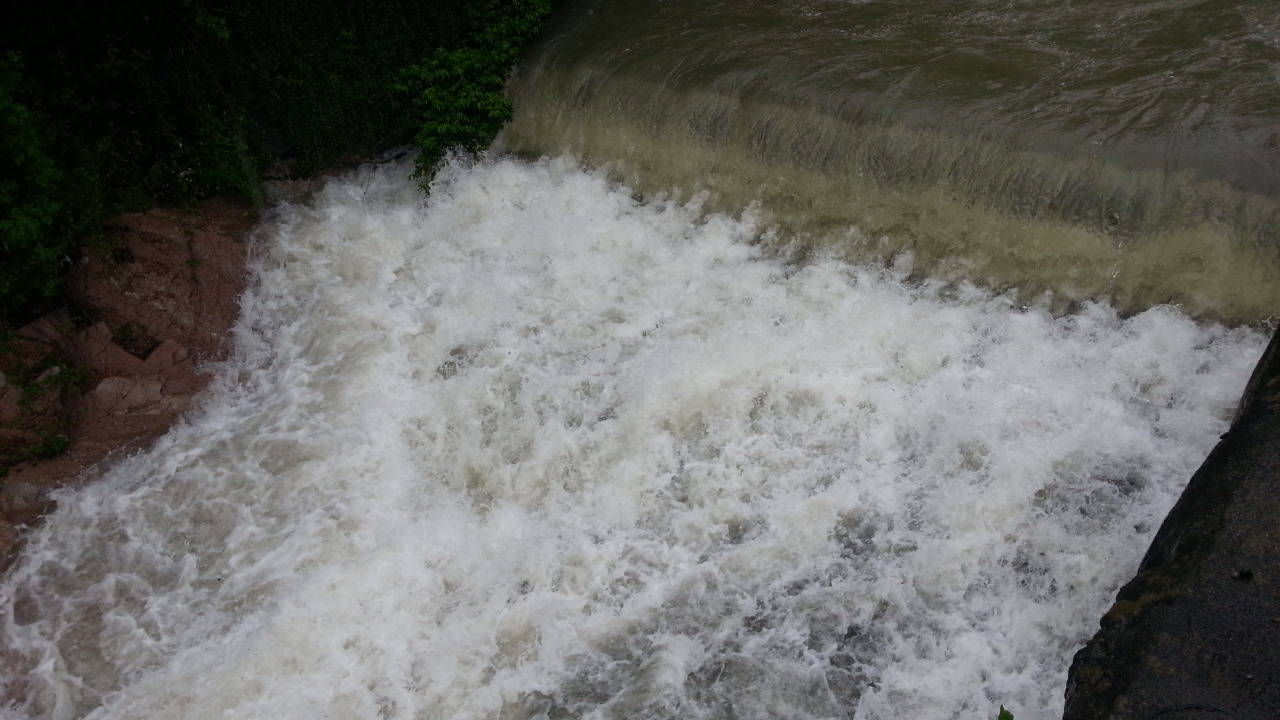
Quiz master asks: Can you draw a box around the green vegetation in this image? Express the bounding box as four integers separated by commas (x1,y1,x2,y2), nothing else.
31,431,70,460
997,705,1015,720
0,0,554,326
398,1,552,179
0,54,72,324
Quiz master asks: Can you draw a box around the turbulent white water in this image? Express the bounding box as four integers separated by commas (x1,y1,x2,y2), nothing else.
0,157,1265,720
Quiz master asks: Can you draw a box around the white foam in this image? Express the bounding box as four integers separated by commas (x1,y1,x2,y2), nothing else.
0,157,1265,720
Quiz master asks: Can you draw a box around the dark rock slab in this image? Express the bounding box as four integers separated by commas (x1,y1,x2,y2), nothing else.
1063,327,1280,719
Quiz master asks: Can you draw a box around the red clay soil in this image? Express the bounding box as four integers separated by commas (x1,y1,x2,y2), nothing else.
0,198,256,567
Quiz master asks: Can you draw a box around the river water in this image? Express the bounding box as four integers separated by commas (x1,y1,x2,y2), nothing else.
503,0,1280,323
1,3,1275,720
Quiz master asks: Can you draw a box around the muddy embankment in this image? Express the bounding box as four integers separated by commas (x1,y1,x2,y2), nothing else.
0,199,255,567
1064,325,1280,719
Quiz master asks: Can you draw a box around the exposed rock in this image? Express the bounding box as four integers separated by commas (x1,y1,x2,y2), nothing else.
71,198,251,360
0,479,54,528
0,518,15,570
0,320,76,474
0,197,254,566
1063,327,1280,719
0,382,20,425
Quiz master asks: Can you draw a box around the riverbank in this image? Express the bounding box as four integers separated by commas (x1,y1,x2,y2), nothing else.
0,198,255,567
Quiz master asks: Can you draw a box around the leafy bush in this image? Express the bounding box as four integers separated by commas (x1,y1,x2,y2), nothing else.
400,47,519,173
399,0,553,180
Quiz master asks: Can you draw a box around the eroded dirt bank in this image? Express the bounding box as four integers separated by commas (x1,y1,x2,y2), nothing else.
0,199,255,567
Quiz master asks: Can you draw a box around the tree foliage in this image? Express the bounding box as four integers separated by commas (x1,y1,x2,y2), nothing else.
0,1,554,325
398,0,553,180
0,54,66,316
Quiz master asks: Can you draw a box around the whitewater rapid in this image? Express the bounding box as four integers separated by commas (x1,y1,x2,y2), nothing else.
0,157,1265,720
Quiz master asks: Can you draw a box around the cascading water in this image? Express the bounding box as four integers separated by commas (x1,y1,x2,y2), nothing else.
501,0,1280,323
2,2,1275,719
0,158,1265,719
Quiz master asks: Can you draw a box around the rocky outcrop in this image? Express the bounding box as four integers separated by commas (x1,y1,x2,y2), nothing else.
0,198,255,567
1063,326,1280,719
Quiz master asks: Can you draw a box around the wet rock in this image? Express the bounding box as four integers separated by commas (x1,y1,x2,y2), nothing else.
1064,327,1280,719
0,518,16,571
0,318,76,472
70,198,252,360
0,479,55,528
0,197,254,565
0,383,23,426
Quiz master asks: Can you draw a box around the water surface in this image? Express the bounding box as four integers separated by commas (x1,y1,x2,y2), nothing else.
0,159,1263,719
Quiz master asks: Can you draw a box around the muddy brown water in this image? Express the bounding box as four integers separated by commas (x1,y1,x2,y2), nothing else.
502,0,1280,323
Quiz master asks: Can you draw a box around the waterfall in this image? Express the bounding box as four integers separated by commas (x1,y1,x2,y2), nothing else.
1,158,1263,719
4,1,1276,717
